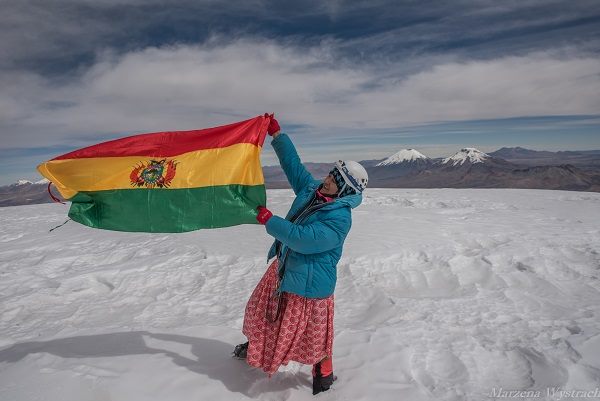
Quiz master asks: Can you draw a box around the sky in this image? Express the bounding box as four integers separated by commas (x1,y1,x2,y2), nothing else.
1,0,600,184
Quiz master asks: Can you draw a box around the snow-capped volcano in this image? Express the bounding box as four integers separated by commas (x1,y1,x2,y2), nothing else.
442,148,489,166
9,178,49,187
12,180,33,186
376,149,429,166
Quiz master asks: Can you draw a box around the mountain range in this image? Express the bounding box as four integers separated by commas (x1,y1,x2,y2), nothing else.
265,147,600,192
490,147,600,169
2,147,600,206
368,148,598,191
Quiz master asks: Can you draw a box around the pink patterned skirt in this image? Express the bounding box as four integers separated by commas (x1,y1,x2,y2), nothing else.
242,259,334,375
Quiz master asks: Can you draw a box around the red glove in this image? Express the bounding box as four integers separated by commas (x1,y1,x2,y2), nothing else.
264,113,281,136
256,206,273,225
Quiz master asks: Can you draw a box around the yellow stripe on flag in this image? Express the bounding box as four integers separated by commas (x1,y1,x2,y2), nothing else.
38,143,264,199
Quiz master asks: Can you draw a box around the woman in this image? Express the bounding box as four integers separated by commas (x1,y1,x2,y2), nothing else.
233,115,368,395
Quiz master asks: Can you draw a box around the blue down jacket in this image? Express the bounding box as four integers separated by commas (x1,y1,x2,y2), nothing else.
265,133,362,298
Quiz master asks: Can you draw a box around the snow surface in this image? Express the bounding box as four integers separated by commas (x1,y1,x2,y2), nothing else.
442,148,489,166
1,189,600,401
376,149,429,166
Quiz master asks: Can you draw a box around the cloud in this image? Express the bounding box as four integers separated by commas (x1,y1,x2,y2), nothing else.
354,53,600,125
1,38,599,150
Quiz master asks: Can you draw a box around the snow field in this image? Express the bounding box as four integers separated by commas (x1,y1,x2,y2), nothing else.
1,189,599,400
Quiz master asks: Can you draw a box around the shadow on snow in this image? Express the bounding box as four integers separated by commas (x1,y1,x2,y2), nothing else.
0,331,311,396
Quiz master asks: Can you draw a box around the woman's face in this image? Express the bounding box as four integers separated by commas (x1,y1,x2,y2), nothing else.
321,174,339,196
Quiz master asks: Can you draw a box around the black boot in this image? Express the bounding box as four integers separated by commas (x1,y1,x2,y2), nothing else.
232,341,248,359
312,361,335,395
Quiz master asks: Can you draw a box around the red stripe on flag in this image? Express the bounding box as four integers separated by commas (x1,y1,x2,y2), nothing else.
53,115,269,160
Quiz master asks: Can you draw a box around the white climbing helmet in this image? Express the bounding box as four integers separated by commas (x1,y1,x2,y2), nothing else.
334,160,368,193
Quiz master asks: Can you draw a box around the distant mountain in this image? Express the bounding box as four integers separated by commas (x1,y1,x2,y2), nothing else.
489,147,600,170
436,148,517,174
0,180,63,207
441,148,489,166
510,164,600,191
368,149,433,182
490,147,556,159
376,149,430,166
10,178,49,187
13,180,34,186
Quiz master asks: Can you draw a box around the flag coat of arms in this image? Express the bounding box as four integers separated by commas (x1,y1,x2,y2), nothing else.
37,115,270,232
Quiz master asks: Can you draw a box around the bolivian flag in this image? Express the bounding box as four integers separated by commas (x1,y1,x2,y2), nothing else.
37,115,270,232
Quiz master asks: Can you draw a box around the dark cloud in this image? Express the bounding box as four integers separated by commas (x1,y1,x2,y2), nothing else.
2,0,599,76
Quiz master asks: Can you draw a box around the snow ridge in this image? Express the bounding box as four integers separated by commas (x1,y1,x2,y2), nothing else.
377,149,429,166
442,148,489,166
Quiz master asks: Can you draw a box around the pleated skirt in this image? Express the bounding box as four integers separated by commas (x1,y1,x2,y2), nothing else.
242,259,334,375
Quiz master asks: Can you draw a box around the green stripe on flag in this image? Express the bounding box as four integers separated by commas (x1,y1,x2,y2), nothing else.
68,185,266,232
